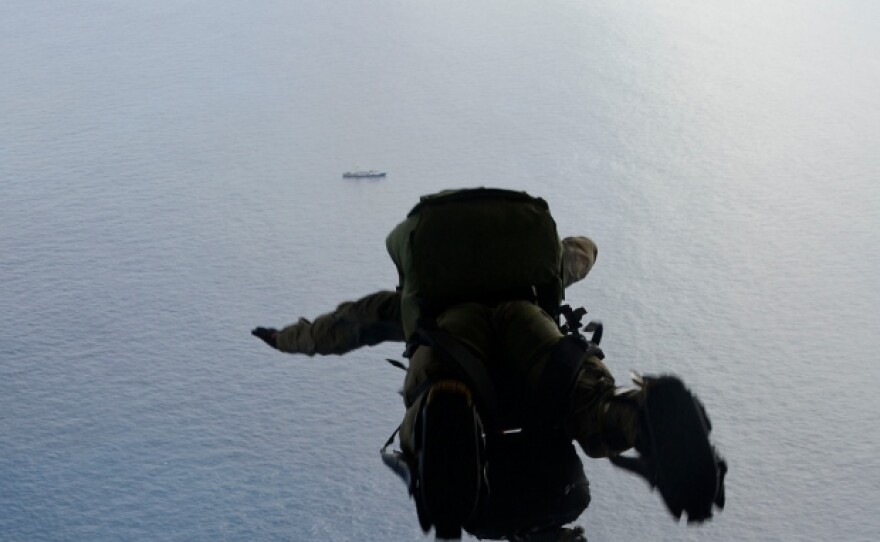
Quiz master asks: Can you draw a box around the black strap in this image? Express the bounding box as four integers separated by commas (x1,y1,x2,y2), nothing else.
415,328,502,429
380,425,415,493
381,425,401,453
534,335,591,421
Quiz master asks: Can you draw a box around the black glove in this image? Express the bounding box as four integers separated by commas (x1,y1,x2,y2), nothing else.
251,327,279,349
609,374,726,523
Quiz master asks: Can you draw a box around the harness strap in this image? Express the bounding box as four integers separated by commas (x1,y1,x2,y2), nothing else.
533,335,601,423
414,328,503,430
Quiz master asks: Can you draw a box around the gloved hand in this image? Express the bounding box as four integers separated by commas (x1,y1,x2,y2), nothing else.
251,327,279,349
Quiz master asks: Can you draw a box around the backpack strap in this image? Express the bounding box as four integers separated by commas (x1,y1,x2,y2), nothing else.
530,305,605,424
412,328,503,430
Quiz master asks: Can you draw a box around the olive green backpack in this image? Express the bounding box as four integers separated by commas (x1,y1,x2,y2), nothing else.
386,187,565,341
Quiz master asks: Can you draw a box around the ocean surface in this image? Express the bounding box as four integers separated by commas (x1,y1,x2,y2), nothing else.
2,1,879,540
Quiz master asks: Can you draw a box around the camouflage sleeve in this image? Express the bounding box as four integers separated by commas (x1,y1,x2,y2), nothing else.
568,353,641,458
561,236,598,288
275,290,404,355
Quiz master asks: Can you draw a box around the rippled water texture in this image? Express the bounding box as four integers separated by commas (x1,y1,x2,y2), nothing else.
2,1,878,540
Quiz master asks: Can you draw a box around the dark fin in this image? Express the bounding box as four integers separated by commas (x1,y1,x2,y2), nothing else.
608,454,653,483
611,375,727,523
509,525,587,542
418,381,483,540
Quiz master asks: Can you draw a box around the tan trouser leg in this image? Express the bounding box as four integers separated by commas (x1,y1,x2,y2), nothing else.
566,364,640,458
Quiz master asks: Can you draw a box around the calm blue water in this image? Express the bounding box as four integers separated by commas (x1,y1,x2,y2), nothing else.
2,1,879,540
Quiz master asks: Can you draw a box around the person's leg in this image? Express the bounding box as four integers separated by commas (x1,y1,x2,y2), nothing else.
492,300,640,458
395,307,490,539
565,358,640,458
492,300,564,383
399,303,495,456
435,302,495,360
399,345,448,456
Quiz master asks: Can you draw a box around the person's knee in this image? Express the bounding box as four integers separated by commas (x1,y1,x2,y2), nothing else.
495,301,564,377
435,303,494,359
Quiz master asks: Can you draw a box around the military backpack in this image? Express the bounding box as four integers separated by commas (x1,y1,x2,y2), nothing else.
385,187,565,342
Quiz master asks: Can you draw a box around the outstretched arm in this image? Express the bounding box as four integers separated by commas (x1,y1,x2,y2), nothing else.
253,237,594,354
252,290,404,356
